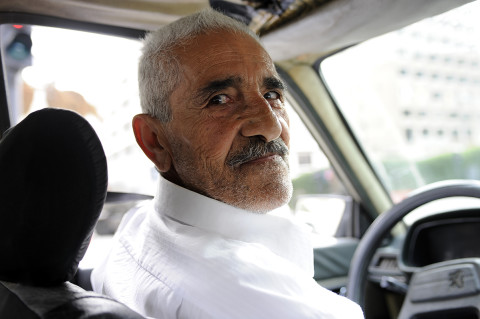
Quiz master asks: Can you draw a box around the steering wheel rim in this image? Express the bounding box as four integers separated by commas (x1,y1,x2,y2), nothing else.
346,179,480,308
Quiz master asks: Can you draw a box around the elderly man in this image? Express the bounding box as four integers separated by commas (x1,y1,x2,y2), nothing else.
92,8,363,319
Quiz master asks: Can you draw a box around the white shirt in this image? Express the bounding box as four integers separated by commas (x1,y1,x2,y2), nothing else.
91,176,363,319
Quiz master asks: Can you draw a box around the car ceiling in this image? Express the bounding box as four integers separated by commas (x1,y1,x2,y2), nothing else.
0,0,473,61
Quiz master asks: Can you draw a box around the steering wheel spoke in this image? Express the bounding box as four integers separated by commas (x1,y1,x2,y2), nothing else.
399,259,480,319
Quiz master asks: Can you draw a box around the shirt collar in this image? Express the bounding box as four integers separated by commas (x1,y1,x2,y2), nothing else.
154,175,314,275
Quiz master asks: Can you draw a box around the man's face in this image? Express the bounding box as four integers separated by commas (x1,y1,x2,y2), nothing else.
161,30,292,213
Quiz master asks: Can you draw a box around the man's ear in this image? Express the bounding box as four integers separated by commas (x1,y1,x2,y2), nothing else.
132,114,172,172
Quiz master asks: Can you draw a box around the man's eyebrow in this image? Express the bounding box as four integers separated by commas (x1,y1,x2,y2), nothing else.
264,76,286,91
195,77,240,100
193,76,286,102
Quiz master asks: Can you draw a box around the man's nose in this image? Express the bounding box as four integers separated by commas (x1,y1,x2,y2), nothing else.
240,96,282,142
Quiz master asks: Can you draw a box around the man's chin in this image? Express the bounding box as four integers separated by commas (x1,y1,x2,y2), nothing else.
235,160,292,213
233,177,293,214
183,157,292,213
242,196,292,214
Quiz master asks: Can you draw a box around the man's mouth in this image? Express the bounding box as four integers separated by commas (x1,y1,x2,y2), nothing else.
226,137,289,167
242,153,283,165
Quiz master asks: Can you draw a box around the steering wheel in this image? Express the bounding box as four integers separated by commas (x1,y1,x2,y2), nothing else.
346,180,480,318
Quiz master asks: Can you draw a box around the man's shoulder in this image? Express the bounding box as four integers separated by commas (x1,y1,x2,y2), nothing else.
94,206,364,319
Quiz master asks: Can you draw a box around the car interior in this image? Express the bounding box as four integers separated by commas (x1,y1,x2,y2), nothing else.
0,0,480,318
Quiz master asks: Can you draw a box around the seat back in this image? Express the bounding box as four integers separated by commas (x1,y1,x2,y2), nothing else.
0,108,144,318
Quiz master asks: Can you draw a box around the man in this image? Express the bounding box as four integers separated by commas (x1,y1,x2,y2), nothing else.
92,8,363,319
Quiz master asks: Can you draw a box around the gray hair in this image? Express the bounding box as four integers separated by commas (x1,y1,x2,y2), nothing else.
138,8,262,122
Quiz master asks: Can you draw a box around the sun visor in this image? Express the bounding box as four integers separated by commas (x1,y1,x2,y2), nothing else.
259,0,474,61
0,0,210,31
0,0,473,61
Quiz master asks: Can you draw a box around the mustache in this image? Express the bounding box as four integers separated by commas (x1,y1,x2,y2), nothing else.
226,137,289,167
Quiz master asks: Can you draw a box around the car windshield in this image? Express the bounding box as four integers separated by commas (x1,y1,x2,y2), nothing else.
321,1,480,203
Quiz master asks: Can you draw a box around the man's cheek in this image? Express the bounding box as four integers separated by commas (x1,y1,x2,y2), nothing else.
190,136,229,165
204,145,231,166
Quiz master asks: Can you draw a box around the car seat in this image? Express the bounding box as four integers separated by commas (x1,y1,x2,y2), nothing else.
0,108,144,318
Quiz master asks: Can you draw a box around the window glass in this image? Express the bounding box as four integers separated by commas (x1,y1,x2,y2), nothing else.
285,100,348,238
321,1,480,203
2,25,349,266
3,25,157,195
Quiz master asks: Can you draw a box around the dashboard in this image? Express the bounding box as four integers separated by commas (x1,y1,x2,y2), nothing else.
402,210,480,268
369,208,480,287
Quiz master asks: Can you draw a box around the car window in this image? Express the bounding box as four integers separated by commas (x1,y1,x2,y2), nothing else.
321,1,480,203
1,24,350,267
2,25,157,195
286,97,348,238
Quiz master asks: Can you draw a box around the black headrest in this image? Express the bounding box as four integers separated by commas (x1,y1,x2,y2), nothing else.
0,108,107,286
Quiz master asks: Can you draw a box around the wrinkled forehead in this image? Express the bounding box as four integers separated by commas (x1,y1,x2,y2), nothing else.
174,30,278,84
177,29,267,56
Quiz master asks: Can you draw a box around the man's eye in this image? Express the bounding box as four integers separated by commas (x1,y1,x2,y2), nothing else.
264,91,280,100
209,94,230,105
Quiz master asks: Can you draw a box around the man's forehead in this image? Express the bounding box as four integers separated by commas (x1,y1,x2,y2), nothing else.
177,30,273,67
171,30,282,96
